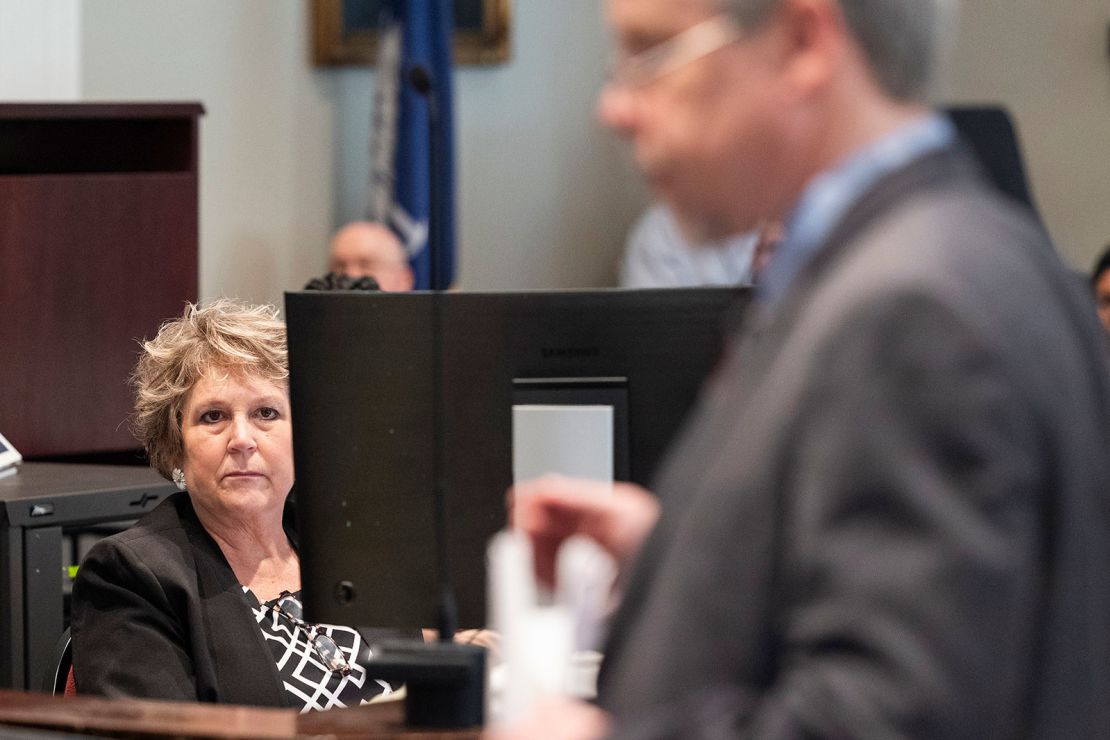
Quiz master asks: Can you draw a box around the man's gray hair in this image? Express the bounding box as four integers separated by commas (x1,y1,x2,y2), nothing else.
719,0,954,101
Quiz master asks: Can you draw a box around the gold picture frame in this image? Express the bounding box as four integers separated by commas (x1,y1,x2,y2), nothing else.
313,0,511,66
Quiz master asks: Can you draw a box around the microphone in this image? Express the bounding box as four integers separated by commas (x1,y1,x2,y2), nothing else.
348,57,484,732
408,64,433,96
407,61,457,645
407,63,441,291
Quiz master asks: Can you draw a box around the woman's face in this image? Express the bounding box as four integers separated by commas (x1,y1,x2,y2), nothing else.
179,369,294,524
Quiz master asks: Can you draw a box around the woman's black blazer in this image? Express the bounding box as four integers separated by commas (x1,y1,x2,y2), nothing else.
71,492,298,705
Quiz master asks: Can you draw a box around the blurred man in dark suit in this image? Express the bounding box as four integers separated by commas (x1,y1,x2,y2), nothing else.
504,0,1110,737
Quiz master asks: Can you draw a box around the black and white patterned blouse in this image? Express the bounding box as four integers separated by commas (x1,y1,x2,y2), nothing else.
244,587,395,713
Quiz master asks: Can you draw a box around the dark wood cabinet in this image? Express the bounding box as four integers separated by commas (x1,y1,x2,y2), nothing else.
0,103,203,457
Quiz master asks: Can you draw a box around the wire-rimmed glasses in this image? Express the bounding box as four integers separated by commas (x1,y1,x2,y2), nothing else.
605,13,743,90
270,591,353,677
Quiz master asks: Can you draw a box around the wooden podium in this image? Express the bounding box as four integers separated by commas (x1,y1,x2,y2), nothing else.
0,103,202,458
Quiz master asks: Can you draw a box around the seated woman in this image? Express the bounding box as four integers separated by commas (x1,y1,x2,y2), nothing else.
72,299,416,710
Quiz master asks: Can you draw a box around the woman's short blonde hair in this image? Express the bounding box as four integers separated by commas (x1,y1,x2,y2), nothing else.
131,299,288,480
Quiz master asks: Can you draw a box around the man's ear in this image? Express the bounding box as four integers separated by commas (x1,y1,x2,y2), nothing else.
776,0,845,100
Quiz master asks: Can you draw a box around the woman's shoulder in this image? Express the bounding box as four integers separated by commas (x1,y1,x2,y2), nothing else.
73,493,214,606
86,492,196,561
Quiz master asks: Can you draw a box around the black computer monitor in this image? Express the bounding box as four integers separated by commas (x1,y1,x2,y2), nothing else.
285,287,747,629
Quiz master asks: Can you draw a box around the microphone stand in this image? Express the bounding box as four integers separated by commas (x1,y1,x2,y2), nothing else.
355,63,485,730
409,63,456,643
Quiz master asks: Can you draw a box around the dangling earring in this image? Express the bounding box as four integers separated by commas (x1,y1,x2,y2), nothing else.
172,468,187,491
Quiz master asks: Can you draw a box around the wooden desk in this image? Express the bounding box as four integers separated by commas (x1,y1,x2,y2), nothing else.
0,690,480,738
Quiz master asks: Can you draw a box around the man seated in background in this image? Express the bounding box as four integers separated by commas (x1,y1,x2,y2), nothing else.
620,204,783,288
619,203,759,286
327,220,414,292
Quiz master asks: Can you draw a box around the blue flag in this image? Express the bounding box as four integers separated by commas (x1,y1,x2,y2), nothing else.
368,0,456,290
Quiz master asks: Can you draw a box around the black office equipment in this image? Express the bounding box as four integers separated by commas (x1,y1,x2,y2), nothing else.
285,287,746,633
0,463,175,690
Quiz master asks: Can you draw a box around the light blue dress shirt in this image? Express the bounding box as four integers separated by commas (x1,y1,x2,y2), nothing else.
758,114,957,306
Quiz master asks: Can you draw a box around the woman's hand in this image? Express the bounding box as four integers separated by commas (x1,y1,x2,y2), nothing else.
421,628,503,665
455,628,502,664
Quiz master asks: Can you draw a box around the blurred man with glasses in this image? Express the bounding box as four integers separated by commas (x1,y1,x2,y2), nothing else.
504,0,1110,737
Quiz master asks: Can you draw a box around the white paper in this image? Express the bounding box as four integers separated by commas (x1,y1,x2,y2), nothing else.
512,405,613,484
487,531,616,722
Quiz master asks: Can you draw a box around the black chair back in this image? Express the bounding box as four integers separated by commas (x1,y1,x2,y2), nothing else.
946,105,1039,218
41,627,72,695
